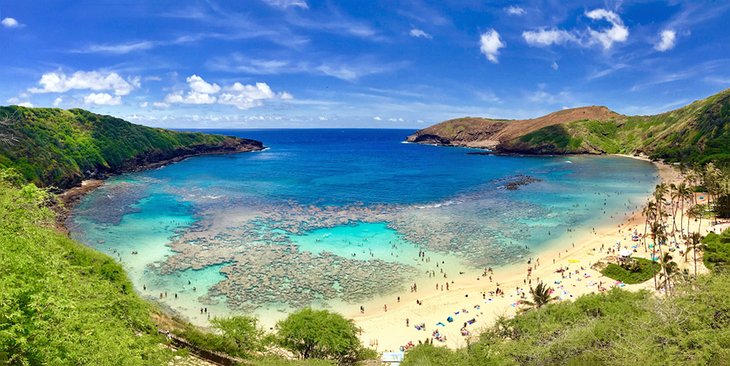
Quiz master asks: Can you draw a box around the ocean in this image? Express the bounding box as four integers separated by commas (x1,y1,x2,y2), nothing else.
67,129,658,325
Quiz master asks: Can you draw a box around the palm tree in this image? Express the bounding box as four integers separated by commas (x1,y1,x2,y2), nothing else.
658,252,680,295
670,183,679,242
683,232,703,277
677,182,692,238
687,204,703,235
520,282,557,311
703,163,722,225
642,201,657,252
654,183,668,218
650,220,669,290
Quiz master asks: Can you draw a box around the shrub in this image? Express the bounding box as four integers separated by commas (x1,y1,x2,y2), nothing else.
275,309,370,364
601,257,660,284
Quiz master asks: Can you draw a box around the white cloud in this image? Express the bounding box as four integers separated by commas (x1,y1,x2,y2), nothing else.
409,28,432,39
186,74,221,94
208,53,405,82
53,97,63,107
6,96,32,107
163,75,292,110
373,116,382,121
522,29,577,46
522,9,628,50
165,91,216,105
551,61,559,70
79,41,156,54
479,29,505,63
585,9,629,49
654,29,676,52
153,102,170,108
526,89,572,105
261,0,308,9
505,6,525,16
1,17,20,28
29,70,138,96
84,93,122,106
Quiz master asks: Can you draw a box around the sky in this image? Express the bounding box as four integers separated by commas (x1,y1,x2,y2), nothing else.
1,0,730,129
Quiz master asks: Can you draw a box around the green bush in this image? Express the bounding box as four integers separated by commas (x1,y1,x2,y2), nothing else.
601,257,660,284
703,228,730,271
176,315,267,359
275,308,372,364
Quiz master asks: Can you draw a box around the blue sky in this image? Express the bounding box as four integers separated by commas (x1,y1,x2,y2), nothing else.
1,0,729,128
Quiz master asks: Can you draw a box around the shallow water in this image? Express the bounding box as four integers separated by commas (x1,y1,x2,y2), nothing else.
68,129,658,324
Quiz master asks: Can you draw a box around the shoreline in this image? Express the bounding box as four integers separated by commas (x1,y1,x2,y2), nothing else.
54,145,265,229
57,149,681,352
350,154,680,351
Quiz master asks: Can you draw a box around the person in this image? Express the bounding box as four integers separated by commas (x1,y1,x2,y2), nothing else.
406,318,409,327
360,305,364,314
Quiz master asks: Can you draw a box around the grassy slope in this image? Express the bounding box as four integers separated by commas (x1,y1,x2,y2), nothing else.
402,270,730,365
502,89,730,163
0,106,262,189
0,180,172,365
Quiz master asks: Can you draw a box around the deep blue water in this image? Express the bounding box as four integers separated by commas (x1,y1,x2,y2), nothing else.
69,129,659,322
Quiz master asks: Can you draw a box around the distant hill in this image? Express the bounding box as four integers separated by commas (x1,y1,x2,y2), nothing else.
407,89,730,164
0,106,263,189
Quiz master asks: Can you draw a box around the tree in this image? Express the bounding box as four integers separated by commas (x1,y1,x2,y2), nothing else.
677,182,692,237
276,308,365,364
658,253,681,294
210,316,266,357
684,232,703,277
520,282,557,311
704,163,722,225
642,201,657,252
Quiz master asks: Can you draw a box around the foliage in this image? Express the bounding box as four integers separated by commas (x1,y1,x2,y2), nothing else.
500,89,730,163
402,273,730,365
250,356,336,365
520,282,557,311
0,106,259,189
0,176,172,365
703,228,730,272
601,257,661,284
176,316,267,359
275,309,369,364
515,125,583,153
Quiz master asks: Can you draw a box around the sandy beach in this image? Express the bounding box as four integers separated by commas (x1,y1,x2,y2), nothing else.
351,156,689,351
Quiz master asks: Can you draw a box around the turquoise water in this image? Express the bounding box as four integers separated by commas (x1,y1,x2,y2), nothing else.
68,129,658,322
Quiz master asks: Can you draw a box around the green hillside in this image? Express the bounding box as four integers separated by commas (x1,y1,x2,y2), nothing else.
409,89,730,165
501,89,730,164
0,106,263,189
0,176,172,364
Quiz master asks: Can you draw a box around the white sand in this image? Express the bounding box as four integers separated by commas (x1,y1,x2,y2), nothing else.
350,156,695,352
